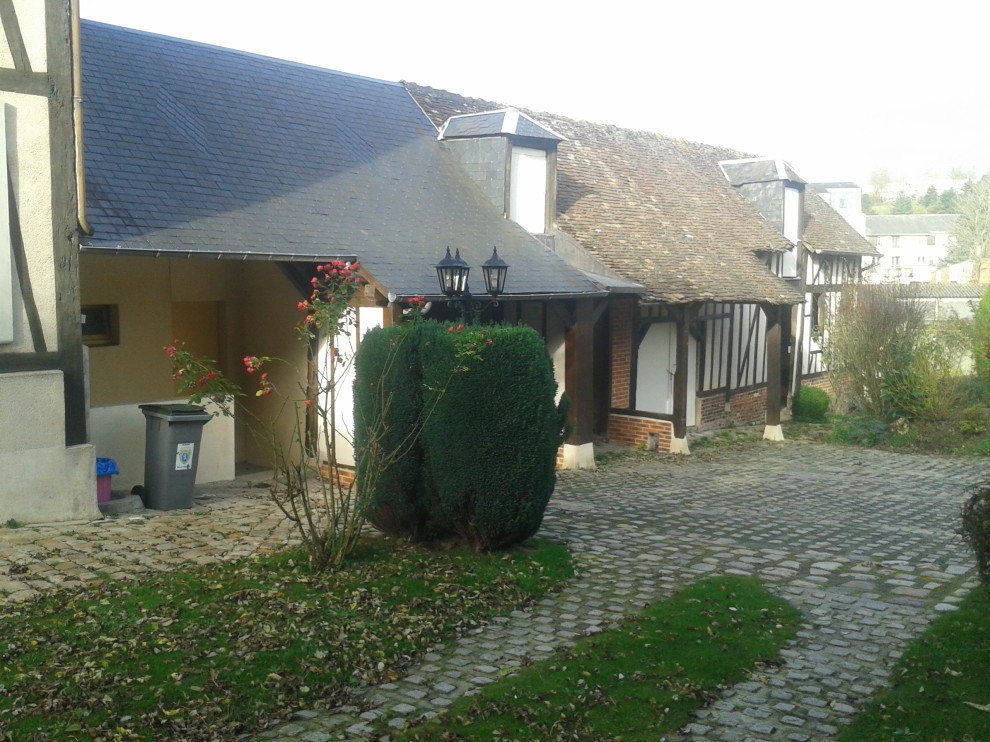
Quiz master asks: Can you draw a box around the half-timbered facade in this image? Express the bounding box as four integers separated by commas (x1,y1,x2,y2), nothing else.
0,0,98,523
408,85,876,453
719,158,877,397
408,85,802,452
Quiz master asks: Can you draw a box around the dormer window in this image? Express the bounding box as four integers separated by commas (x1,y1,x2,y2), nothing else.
510,147,548,233
439,109,563,235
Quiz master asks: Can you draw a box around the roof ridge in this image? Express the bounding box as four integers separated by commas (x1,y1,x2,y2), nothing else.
81,19,404,88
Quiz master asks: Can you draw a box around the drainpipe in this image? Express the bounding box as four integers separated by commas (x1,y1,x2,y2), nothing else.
71,0,93,235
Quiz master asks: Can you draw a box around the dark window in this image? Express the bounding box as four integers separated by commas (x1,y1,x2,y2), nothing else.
82,305,120,347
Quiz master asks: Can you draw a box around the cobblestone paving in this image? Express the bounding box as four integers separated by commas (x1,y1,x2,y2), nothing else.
256,443,986,741
0,442,984,741
0,482,296,602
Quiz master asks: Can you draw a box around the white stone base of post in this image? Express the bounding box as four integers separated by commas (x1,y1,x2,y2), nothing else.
763,424,785,441
669,437,690,455
561,442,596,470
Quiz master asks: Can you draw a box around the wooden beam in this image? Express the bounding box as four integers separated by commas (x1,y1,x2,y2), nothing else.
564,298,595,445
764,304,782,427
672,305,690,440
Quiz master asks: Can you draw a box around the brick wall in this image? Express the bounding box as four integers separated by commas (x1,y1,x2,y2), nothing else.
320,464,356,489
697,388,768,430
610,302,634,408
800,374,834,398
607,413,674,451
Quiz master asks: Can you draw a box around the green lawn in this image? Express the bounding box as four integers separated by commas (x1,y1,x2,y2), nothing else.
839,588,990,742
0,538,572,740
398,575,802,741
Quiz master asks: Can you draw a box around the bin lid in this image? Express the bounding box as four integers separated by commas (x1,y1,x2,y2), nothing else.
139,403,214,422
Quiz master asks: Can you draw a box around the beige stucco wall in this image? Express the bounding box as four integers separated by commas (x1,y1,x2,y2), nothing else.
230,262,309,469
0,370,99,522
80,255,306,485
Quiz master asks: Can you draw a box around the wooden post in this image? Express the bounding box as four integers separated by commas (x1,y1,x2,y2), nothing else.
563,298,595,468
764,303,784,441
670,305,690,454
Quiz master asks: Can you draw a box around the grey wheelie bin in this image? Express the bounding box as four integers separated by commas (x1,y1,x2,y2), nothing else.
139,404,213,510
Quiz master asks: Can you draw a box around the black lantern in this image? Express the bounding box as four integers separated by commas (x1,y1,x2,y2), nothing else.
435,246,509,322
435,247,470,298
482,247,509,297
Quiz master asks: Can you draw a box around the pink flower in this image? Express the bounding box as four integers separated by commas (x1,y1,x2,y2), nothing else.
448,327,455,333
305,400,313,408
457,324,464,331
165,345,176,357
297,301,308,311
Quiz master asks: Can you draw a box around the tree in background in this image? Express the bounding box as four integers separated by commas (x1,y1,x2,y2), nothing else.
974,284,990,383
946,176,990,279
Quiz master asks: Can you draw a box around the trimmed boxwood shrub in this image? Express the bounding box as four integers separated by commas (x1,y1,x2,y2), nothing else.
961,483,990,589
792,385,830,423
420,325,568,550
353,321,567,550
353,322,433,540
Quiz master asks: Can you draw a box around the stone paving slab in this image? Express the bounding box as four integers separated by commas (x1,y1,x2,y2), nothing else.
0,442,985,741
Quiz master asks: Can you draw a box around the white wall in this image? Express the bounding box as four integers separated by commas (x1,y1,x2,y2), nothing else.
324,306,384,467
636,322,696,426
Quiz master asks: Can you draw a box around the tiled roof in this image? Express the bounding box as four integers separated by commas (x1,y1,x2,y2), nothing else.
810,182,860,192
900,283,985,299
407,84,803,305
79,22,602,300
865,214,960,236
802,193,879,256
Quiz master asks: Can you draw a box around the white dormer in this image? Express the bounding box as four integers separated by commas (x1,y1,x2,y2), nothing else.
439,109,563,234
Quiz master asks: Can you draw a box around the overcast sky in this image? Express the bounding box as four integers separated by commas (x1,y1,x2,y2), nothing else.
80,0,989,190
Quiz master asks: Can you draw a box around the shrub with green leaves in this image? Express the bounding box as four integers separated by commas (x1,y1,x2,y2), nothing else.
960,483,990,588
354,322,568,550
420,325,569,550
974,284,990,383
792,385,830,423
829,416,889,447
353,322,432,540
959,406,988,436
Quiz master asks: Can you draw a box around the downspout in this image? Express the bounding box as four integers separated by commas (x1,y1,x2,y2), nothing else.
71,1,93,235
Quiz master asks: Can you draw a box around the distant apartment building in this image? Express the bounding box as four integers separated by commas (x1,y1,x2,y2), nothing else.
811,182,866,235
864,214,959,284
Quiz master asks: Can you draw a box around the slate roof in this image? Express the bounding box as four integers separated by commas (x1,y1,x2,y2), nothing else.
440,110,562,142
803,193,879,256
79,22,602,300
407,84,803,306
719,158,806,186
865,214,960,236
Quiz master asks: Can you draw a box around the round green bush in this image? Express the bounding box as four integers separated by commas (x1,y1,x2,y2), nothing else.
354,321,567,551
420,324,567,551
792,386,830,423
960,483,990,589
